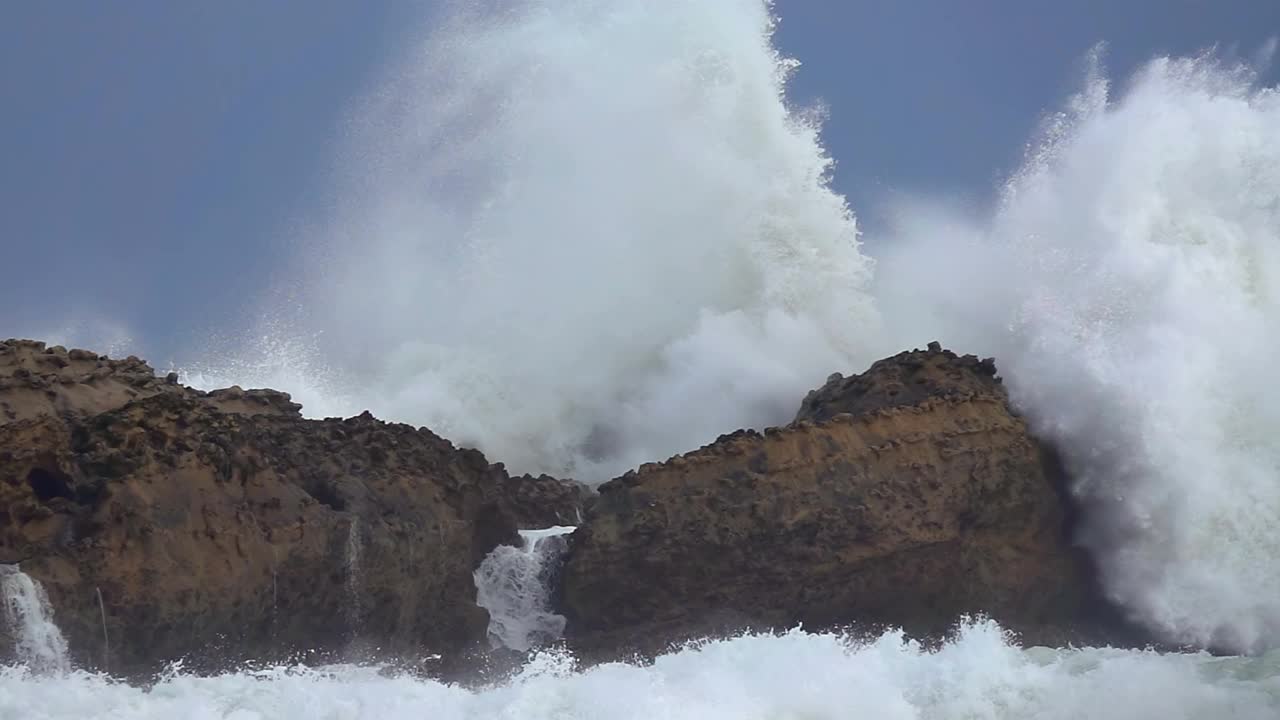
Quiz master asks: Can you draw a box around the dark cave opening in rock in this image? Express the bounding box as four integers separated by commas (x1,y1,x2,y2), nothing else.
27,467,75,503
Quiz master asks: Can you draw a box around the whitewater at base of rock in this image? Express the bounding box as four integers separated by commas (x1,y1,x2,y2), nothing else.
3,622,1279,720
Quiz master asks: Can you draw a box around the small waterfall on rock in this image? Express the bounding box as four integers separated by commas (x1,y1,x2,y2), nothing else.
1,565,70,674
474,526,576,652
95,586,108,672
344,517,363,641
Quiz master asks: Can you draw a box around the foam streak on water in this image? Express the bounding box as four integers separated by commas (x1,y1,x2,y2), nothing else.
1,565,70,675
2,621,1278,719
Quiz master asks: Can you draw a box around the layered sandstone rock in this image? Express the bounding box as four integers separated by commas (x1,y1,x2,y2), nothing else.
0,339,583,676
560,345,1093,658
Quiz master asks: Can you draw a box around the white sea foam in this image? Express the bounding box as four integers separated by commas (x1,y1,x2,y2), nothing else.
3,621,1278,719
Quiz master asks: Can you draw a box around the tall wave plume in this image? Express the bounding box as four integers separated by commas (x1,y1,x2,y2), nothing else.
189,0,877,480
877,49,1280,653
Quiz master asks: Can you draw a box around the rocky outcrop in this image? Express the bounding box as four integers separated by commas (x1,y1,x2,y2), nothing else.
496,471,591,529
560,345,1096,659
3,338,1134,675
0,340,179,425
795,341,1001,422
0,339,583,676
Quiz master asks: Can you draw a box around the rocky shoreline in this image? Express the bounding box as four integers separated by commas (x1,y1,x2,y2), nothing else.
0,338,1144,680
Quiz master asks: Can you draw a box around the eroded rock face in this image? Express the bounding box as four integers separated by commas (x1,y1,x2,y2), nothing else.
0,340,177,425
560,345,1093,659
796,342,1001,422
0,339,583,676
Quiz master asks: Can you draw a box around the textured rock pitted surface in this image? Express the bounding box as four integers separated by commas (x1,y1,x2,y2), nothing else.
0,339,583,676
795,342,1002,422
561,345,1089,658
0,340,178,425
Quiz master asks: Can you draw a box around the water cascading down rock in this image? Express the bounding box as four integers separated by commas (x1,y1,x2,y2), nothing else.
474,526,576,652
1,564,71,674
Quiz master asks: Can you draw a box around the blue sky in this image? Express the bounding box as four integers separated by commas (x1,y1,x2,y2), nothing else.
2,1,1277,357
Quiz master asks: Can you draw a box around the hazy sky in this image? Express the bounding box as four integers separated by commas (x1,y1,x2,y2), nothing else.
2,1,1277,357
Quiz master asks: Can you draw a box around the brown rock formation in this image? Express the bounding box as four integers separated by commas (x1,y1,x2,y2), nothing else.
560,345,1094,659
0,339,584,676
0,340,177,425
796,341,1001,421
